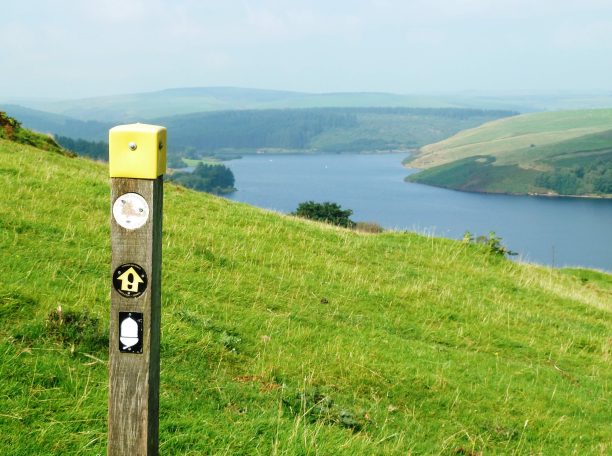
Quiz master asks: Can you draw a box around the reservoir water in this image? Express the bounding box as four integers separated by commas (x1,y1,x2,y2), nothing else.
224,153,612,271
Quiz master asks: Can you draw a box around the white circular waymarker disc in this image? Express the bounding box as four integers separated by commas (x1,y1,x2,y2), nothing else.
113,193,149,230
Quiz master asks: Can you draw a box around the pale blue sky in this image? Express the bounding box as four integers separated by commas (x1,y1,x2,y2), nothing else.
2,0,612,98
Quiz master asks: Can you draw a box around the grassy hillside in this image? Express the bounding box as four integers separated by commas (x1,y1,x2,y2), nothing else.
407,109,612,197
0,111,72,157
0,138,611,454
1,104,111,141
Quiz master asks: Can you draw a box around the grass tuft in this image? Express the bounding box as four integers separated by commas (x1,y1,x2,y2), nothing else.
45,306,108,353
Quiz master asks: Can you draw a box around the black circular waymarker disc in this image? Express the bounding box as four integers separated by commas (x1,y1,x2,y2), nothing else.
113,263,148,298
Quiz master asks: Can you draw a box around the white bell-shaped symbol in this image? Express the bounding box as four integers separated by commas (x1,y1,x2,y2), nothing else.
120,317,139,348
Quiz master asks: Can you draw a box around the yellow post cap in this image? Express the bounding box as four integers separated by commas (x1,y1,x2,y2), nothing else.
109,123,167,178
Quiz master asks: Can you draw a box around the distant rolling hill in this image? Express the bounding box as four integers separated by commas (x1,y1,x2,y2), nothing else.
5,87,612,123
1,104,110,141
1,104,515,160
3,87,462,123
406,109,612,197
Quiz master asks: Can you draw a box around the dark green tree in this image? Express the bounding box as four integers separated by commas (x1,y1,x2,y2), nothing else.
170,163,235,195
55,135,108,160
292,201,355,228
166,154,186,169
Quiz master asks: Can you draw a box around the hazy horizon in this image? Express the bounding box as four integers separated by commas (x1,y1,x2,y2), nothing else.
2,0,612,99
4,86,612,105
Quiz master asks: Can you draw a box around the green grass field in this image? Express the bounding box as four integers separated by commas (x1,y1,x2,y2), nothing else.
180,157,224,167
0,137,611,454
407,109,612,197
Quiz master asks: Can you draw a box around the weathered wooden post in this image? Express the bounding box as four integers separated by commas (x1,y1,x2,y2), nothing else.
108,124,166,455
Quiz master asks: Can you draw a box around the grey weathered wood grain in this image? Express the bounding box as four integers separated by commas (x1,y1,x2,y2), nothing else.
109,177,162,456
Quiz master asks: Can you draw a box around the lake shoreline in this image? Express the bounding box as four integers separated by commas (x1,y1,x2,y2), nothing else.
403,172,612,200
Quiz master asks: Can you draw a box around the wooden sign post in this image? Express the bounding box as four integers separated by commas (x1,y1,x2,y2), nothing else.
108,124,166,455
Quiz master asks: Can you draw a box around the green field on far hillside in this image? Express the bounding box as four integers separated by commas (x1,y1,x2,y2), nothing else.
0,137,611,454
407,109,612,197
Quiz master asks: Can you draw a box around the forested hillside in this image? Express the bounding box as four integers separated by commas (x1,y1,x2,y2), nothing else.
155,107,515,157
3,104,515,162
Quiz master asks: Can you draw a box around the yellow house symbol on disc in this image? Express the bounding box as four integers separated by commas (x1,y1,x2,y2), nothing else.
117,267,144,292
113,263,147,298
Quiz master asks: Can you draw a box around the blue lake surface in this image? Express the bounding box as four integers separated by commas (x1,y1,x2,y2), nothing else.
225,153,612,271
